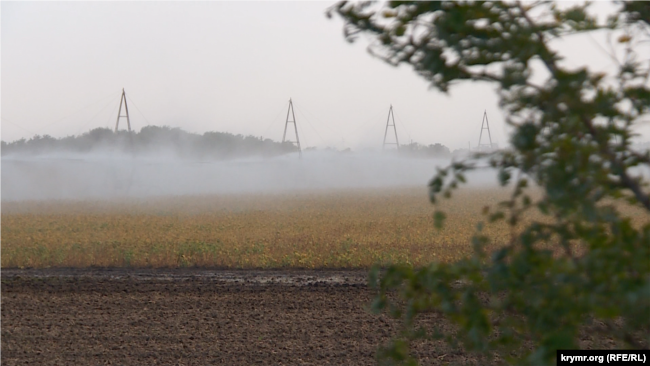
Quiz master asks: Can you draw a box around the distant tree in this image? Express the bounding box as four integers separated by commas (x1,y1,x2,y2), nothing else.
402,142,451,158
331,1,649,364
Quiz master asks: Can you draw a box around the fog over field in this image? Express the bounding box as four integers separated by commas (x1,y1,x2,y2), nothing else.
1,150,503,202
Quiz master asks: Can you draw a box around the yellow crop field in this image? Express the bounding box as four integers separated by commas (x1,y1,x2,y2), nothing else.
3,187,646,269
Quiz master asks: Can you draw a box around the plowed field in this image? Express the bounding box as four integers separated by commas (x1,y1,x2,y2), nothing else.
1,269,476,366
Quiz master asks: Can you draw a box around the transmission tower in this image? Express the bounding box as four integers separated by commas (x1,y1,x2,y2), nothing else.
383,105,399,151
114,88,132,132
282,98,302,158
477,110,494,151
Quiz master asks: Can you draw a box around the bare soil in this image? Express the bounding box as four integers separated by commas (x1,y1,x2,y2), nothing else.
1,268,469,366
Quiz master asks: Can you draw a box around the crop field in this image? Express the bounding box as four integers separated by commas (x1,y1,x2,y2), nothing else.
4,186,648,270
1,187,524,269
4,187,646,365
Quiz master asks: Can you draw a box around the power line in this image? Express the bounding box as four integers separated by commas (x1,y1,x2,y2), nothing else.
293,102,344,143
262,104,288,140
75,97,121,136
105,99,121,129
1,117,38,137
293,103,325,146
392,109,413,144
40,90,121,132
125,93,152,127
350,108,386,136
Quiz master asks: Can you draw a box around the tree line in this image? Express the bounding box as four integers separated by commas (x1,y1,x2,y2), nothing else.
1,126,454,159
1,126,297,159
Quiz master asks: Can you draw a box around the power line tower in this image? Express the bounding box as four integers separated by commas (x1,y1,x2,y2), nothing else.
477,110,494,151
383,105,399,151
114,88,132,132
282,98,302,158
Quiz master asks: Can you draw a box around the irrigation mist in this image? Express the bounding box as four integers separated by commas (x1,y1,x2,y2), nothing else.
1,149,502,202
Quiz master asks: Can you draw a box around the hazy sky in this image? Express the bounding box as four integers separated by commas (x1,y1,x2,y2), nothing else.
2,1,648,150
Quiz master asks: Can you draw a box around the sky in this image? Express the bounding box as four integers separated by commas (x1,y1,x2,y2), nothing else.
2,1,649,151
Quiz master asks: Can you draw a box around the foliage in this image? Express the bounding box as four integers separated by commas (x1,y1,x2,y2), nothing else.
331,1,650,364
401,142,451,158
1,126,298,159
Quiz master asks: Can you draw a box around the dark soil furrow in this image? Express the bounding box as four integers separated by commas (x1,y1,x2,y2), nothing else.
2,269,463,365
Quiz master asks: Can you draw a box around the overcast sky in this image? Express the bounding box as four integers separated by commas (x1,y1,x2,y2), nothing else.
2,1,648,151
